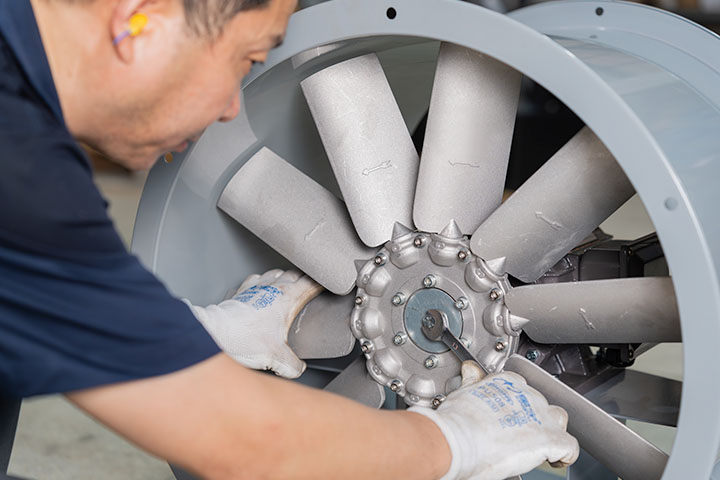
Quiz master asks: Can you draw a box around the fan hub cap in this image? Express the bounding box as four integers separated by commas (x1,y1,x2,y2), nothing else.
350,225,520,407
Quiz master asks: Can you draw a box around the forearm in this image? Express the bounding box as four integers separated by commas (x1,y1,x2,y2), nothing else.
68,354,451,480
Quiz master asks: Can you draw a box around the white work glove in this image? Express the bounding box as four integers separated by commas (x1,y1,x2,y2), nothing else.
410,362,579,480
185,269,322,379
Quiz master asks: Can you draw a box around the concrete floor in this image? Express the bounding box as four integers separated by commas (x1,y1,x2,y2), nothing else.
7,171,684,479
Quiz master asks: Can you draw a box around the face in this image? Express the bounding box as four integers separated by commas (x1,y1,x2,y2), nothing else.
88,0,297,169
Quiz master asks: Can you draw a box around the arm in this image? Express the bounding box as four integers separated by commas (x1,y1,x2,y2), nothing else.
67,353,451,480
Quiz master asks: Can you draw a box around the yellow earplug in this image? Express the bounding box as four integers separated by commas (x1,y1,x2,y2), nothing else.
113,13,148,45
128,13,148,37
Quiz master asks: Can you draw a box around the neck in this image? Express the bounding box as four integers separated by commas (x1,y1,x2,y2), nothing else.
29,0,108,139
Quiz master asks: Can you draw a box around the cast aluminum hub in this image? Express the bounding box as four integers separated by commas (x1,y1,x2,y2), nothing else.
351,223,519,407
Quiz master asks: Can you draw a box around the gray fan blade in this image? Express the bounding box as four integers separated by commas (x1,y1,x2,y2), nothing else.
507,277,681,344
470,127,634,282
414,43,521,234
324,356,386,408
288,292,356,359
505,355,668,480
301,54,419,247
218,147,374,295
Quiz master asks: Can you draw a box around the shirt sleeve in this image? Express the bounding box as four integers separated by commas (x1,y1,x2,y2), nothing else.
0,40,220,398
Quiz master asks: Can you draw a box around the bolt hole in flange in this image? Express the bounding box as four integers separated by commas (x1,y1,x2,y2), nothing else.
596,6,604,16
386,7,397,20
350,222,520,407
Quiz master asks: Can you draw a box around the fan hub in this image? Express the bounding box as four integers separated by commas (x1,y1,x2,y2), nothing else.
350,225,520,408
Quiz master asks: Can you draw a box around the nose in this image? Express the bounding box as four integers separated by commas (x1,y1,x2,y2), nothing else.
219,93,242,123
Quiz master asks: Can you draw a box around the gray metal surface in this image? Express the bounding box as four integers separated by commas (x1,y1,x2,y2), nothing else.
132,1,720,477
471,127,635,282
288,292,356,359
506,355,668,480
324,356,386,408
508,277,681,344
413,43,521,235
584,370,681,427
300,54,419,247
218,148,373,295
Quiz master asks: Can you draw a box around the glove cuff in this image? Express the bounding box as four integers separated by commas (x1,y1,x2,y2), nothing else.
408,406,465,480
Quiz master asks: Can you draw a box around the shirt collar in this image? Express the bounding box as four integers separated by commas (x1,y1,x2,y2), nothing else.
0,0,64,122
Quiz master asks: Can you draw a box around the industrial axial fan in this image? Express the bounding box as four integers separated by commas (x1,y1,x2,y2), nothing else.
132,0,720,478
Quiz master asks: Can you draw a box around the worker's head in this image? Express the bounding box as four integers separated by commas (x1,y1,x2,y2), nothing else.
36,0,297,169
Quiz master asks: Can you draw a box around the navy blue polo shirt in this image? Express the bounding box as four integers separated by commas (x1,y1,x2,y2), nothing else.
0,1,220,397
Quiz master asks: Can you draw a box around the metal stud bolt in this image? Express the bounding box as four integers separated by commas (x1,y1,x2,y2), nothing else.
361,341,373,354
390,380,402,393
422,315,436,329
460,337,472,348
495,341,506,352
393,332,408,346
354,295,365,306
526,349,540,362
432,395,446,409
424,355,438,369
373,253,387,266
454,297,469,310
422,274,437,288
391,292,406,306
457,249,469,261
413,236,425,248
489,288,502,301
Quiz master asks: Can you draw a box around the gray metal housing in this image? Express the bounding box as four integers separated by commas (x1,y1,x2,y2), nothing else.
132,1,720,478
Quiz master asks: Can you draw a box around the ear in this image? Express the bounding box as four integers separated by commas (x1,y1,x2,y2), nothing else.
111,0,162,63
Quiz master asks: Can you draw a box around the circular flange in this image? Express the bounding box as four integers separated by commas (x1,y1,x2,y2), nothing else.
404,288,462,353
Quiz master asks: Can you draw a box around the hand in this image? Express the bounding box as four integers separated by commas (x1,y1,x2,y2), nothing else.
409,361,579,480
186,269,323,378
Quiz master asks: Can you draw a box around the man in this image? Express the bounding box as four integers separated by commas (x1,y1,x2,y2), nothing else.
0,0,579,478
